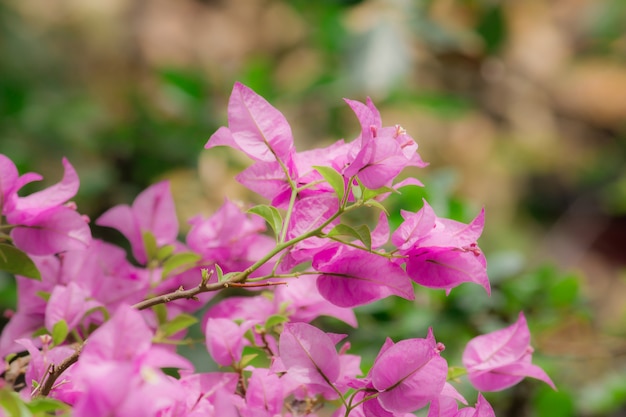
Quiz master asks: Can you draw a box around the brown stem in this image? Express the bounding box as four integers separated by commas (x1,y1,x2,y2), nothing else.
36,343,82,397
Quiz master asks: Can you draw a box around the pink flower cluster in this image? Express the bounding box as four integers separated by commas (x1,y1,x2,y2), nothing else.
0,83,554,416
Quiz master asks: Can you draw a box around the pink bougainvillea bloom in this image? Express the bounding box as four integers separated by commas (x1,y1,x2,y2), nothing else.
1,157,92,255
205,82,295,164
73,306,191,417
454,394,495,417
368,329,448,414
5,157,79,225
96,180,178,264
427,383,467,417
313,246,414,308
44,282,101,334
462,312,556,392
393,200,490,295
205,318,254,367
342,98,426,189
187,199,274,274
274,275,357,327
276,322,342,391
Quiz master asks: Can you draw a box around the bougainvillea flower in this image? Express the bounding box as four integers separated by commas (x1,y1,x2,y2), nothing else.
313,246,414,308
44,282,101,333
96,180,178,265
427,382,467,417
454,394,495,417
276,322,342,390
72,306,191,416
5,157,79,225
187,199,274,275
11,206,92,255
205,82,295,164
342,98,426,189
393,200,490,295
205,318,255,367
368,329,448,414
274,275,357,327
462,312,556,392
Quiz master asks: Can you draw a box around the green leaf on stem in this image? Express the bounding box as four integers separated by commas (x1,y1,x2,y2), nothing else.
0,388,33,416
248,205,283,239
0,243,41,280
240,353,259,368
215,264,225,282
362,185,397,201
52,320,69,346
447,366,467,381
153,303,168,325
264,314,289,331
313,166,345,203
327,224,372,251
159,314,198,338
162,252,202,277
142,231,158,261
27,397,71,414
364,199,389,215
156,244,175,261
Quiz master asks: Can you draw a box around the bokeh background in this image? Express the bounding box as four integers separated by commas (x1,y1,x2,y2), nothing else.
1,0,626,415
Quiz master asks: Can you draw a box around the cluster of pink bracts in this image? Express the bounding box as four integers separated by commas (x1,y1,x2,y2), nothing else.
0,83,554,416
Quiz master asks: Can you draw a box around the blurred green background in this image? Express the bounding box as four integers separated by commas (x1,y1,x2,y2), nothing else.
1,0,626,415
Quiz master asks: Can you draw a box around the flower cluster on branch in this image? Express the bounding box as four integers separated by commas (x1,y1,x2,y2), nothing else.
0,83,554,417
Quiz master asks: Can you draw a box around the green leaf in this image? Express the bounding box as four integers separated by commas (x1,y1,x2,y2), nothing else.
447,366,467,381
240,353,259,368
327,224,372,250
0,243,41,280
215,264,225,282
153,304,168,325
313,166,345,202
26,397,71,414
264,314,289,330
162,252,201,277
248,205,283,239
36,291,50,302
352,182,363,200
363,186,396,201
142,231,158,261
0,388,33,417
364,199,389,215
156,244,175,261
159,314,198,337
52,320,69,346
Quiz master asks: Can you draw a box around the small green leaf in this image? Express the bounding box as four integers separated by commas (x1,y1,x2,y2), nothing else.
327,224,372,250
26,397,71,414
364,199,389,215
447,366,467,381
36,291,51,302
215,264,225,282
313,166,345,202
363,186,396,201
160,314,198,337
354,224,372,251
156,244,175,261
0,243,41,280
153,304,168,325
0,388,33,416
239,353,259,368
52,320,69,346
142,232,158,261
162,252,202,277
264,314,289,330
248,205,283,239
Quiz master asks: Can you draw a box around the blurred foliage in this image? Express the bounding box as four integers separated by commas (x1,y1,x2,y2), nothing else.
1,0,626,415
